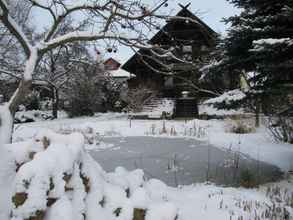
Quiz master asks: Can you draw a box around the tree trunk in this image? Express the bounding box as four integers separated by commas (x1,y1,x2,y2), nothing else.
255,98,261,128
9,79,32,115
52,87,59,119
0,79,32,144
1,50,37,143
0,104,13,146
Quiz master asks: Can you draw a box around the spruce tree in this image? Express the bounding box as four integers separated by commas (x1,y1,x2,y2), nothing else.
224,0,293,92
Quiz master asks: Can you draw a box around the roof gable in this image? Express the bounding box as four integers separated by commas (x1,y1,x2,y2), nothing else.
122,3,217,72
104,58,121,70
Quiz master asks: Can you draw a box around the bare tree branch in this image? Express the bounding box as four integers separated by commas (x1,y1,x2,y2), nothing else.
0,0,32,57
0,68,21,80
40,32,156,54
134,49,221,96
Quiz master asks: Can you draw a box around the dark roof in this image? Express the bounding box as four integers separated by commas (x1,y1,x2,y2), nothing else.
122,3,217,72
149,4,217,44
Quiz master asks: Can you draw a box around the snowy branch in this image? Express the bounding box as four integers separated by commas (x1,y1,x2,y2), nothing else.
0,68,21,80
0,0,32,57
134,49,221,96
40,31,156,54
32,0,168,43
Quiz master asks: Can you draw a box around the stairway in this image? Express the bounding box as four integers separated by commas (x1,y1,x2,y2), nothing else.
141,98,175,118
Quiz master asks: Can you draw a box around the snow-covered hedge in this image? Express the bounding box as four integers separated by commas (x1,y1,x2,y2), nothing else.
9,131,178,220
14,110,54,123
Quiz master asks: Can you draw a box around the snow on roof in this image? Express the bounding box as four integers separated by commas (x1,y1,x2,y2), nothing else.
108,68,135,78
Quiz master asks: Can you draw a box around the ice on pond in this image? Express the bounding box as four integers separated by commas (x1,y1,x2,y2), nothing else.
89,137,283,186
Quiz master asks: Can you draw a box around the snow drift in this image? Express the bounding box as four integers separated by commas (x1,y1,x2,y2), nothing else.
8,130,178,220
4,129,293,220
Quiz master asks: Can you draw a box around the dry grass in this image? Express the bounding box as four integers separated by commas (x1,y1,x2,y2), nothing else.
225,117,256,134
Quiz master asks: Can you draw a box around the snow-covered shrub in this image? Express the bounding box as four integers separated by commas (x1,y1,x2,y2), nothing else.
14,110,53,123
8,131,178,220
226,118,255,134
64,65,107,117
23,90,41,110
58,126,106,146
64,77,102,117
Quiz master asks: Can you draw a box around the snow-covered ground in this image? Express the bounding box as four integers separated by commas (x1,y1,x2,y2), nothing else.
13,113,293,171
1,128,293,220
1,112,293,219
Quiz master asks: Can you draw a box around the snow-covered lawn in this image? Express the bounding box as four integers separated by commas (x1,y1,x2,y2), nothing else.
1,112,293,219
13,113,293,171
1,127,293,220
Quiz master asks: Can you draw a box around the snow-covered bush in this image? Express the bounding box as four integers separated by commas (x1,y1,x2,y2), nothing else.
14,110,53,123
8,131,178,220
64,77,103,117
58,126,104,146
226,118,255,134
23,90,41,110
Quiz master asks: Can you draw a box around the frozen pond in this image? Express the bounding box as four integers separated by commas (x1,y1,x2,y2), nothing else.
89,136,283,186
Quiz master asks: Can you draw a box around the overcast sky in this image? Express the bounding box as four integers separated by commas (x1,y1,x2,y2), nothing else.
156,0,240,34
33,0,240,63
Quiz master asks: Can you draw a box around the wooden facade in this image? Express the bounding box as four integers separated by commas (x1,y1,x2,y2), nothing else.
122,3,218,100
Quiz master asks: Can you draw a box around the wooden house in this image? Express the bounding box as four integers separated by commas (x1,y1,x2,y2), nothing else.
122,3,218,117
104,58,121,71
103,58,133,83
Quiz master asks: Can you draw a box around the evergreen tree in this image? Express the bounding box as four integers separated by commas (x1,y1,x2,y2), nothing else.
224,0,293,94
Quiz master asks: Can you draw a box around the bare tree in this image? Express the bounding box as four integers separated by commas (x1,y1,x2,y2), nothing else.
0,0,32,97
0,0,31,71
0,0,175,143
36,41,92,118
